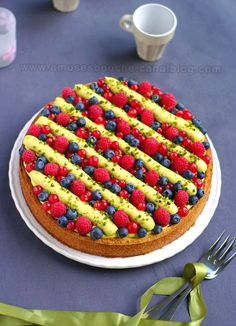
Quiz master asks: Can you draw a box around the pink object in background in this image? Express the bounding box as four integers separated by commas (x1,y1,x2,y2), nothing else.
0,7,16,68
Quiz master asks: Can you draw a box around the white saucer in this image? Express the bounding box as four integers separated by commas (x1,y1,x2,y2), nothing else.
9,112,221,269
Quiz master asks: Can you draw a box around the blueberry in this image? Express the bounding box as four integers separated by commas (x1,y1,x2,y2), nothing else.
118,76,127,81
51,106,60,114
130,137,140,147
89,200,96,206
90,227,103,240
183,170,194,179
19,146,25,156
154,153,163,163
197,188,205,198
153,225,163,234
125,183,135,193
176,102,185,110
41,108,50,117
104,110,115,120
171,108,177,115
192,118,202,128
171,214,180,224
135,159,144,168
35,159,45,171
57,216,68,227
189,195,199,205
125,134,134,143
173,136,184,144
38,133,47,141
152,121,161,130
88,96,99,105
202,141,210,149
128,79,138,87
66,95,75,103
96,87,104,95
173,182,182,191
60,177,71,188
90,82,98,90
104,180,112,189
77,117,86,127
92,190,102,201
199,126,207,134
67,173,75,182
105,120,117,131
135,169,144,180
104,149,115,159
151,94,160,103
66,209,78,220
159,176,168,186
138,227,147,238
146,202,155,213
118,227,129,238
161,158,171,168
110,184,121,194
106,205,116,216
84,165,95,175
162,189,173,199
71,153,82,165
86,136,97,145
67,122,78,131
38,191,49,202
69,142,79,153
38,155,48,164
197,171,205,179
75,102,85,111
124,104,131,112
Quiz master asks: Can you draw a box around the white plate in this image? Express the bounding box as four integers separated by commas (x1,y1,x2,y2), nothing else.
9,112,221,269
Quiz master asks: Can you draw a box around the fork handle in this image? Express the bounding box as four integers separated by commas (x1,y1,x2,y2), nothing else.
159,284,192,321
145,281,189,318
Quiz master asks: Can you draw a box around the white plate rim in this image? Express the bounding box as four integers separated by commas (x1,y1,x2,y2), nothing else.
8,111,221,269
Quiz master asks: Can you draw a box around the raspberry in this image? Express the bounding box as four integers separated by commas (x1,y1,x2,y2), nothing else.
43,162,59,177
143,137,159,156
76,217,93,235
116,119,131,136
70,179,86,196
111,92,128,108
22,149,36,163
145,170,159,186
171,156,189,175
153,208,170,226
127,221,139,233
174,190,189,207
27,124,41,137
113,210,130,227
56,112,70,126
119,154,135,171
141,109,155,126
160,93,177,111
190,142,206,158
54,136,69,153
165,126,179,140
96,137,111,152
62,87,76,99
130,189,145,207
139,81,152,97
50,201,67,218
94,168,110,183
88,104,103,121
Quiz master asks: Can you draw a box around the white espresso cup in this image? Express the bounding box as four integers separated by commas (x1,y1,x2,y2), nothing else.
120,3,177,61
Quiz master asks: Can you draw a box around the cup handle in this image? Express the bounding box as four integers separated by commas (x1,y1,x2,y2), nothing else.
119,14,133,33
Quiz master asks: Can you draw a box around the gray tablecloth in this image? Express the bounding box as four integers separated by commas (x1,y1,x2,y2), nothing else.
0,0,235,325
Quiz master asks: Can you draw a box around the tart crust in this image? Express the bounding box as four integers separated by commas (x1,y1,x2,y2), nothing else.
19,147,213,257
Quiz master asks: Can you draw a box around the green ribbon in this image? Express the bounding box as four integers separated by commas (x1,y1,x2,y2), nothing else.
0,262,208,326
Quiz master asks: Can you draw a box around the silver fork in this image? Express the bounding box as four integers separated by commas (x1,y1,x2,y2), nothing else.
145,231,236,321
